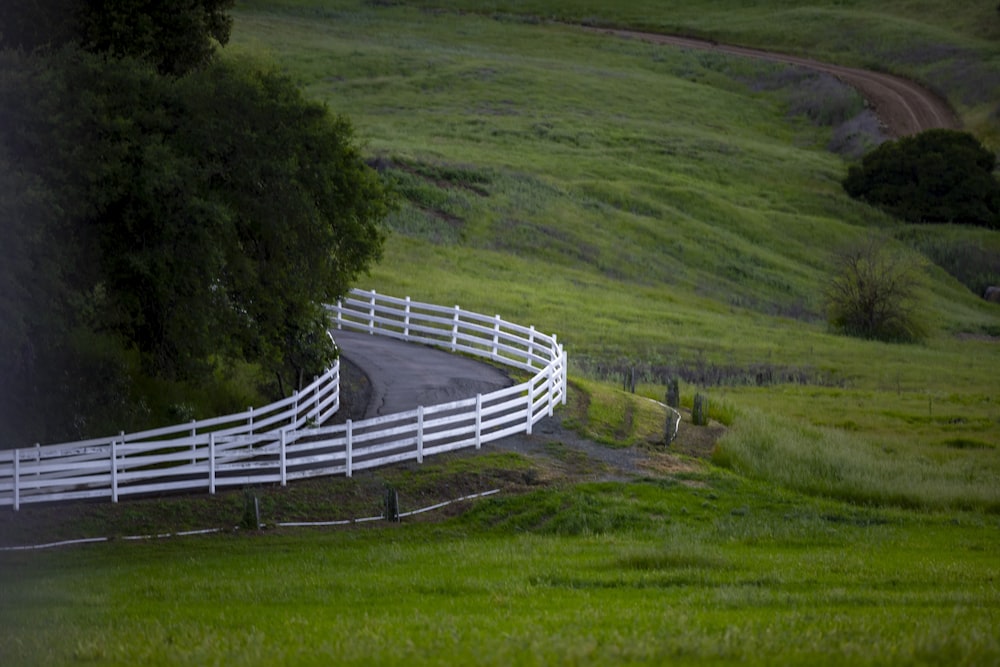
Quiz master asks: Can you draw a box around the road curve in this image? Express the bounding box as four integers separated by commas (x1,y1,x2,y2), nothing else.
332,329,513,419
586,27,961,137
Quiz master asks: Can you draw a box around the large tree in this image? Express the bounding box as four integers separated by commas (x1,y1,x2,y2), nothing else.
0,21,390,445
0,0,234,75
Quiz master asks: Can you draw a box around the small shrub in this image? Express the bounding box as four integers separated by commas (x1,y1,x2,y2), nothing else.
825,236,927,343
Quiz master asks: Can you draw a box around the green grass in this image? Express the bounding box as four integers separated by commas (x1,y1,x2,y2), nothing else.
3,2,1000,664
2,476,999,665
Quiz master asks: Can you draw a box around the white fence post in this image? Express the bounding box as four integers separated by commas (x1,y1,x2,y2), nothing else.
12,449,20,512
111,432,122,503
492,315,501,360
209,432,216,495
528,325,536,367
336,298,343,330
345,419,353,478
475,394,482,449
280,429,287,487
417,406,425,463
451,305,460,352
190,420,197,464
248,406,254,435
404,296,411,339
560,343,568,404
547,364,555,417
292,390,299,428
526,386,534,435
368,291,376,334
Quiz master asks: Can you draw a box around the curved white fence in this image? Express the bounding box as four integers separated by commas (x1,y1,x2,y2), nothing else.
0,289,567,510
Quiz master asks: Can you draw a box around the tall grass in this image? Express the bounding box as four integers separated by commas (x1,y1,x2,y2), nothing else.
714,408,1000,512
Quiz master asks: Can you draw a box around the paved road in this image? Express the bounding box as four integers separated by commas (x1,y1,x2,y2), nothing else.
330,329,513,419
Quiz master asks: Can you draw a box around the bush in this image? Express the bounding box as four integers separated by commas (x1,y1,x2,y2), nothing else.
825,236,927,343
843,129,1000,229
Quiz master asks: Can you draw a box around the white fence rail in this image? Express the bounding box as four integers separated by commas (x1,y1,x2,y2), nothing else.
1,289,567,510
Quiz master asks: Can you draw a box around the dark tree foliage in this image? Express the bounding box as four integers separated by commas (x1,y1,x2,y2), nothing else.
843,129,1000,229
0,49,389,445
0,0,234,75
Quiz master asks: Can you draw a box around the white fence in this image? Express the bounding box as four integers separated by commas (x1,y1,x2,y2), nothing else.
0,289,567,510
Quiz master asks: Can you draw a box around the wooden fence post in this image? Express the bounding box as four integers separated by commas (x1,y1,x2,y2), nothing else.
693,393,709,426
384,486,400,523
666,378,680,409
209,432,216,495
345,419,353,478
417,407,424,463
475,394,483,449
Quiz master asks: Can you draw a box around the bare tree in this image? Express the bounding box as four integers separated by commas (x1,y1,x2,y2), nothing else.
825,235,926,342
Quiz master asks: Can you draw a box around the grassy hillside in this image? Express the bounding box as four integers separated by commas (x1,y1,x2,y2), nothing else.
228,0,1000,509
2,4,999,664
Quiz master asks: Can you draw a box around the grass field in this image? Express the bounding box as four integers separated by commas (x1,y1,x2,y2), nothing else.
2,474,999,665
2,1,999,664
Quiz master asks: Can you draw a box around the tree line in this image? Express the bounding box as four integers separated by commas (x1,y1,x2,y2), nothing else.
0,1,392,446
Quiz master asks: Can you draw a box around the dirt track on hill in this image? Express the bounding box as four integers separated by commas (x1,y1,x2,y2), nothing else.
586,27,961,137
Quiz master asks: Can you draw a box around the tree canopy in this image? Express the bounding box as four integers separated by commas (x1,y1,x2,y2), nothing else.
0,0,234,75
842,129,1000,229
0,4,390,446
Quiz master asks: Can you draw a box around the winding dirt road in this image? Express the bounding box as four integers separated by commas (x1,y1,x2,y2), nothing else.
587,27,961,137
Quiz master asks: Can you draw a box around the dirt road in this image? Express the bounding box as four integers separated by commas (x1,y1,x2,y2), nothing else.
587,27,961,137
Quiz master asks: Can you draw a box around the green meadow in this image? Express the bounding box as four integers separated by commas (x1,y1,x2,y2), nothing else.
2,1,999,664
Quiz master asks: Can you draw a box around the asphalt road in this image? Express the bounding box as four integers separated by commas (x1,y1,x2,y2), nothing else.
330,329,514,419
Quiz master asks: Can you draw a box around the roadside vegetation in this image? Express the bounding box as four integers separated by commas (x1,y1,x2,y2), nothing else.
1,1,999,664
